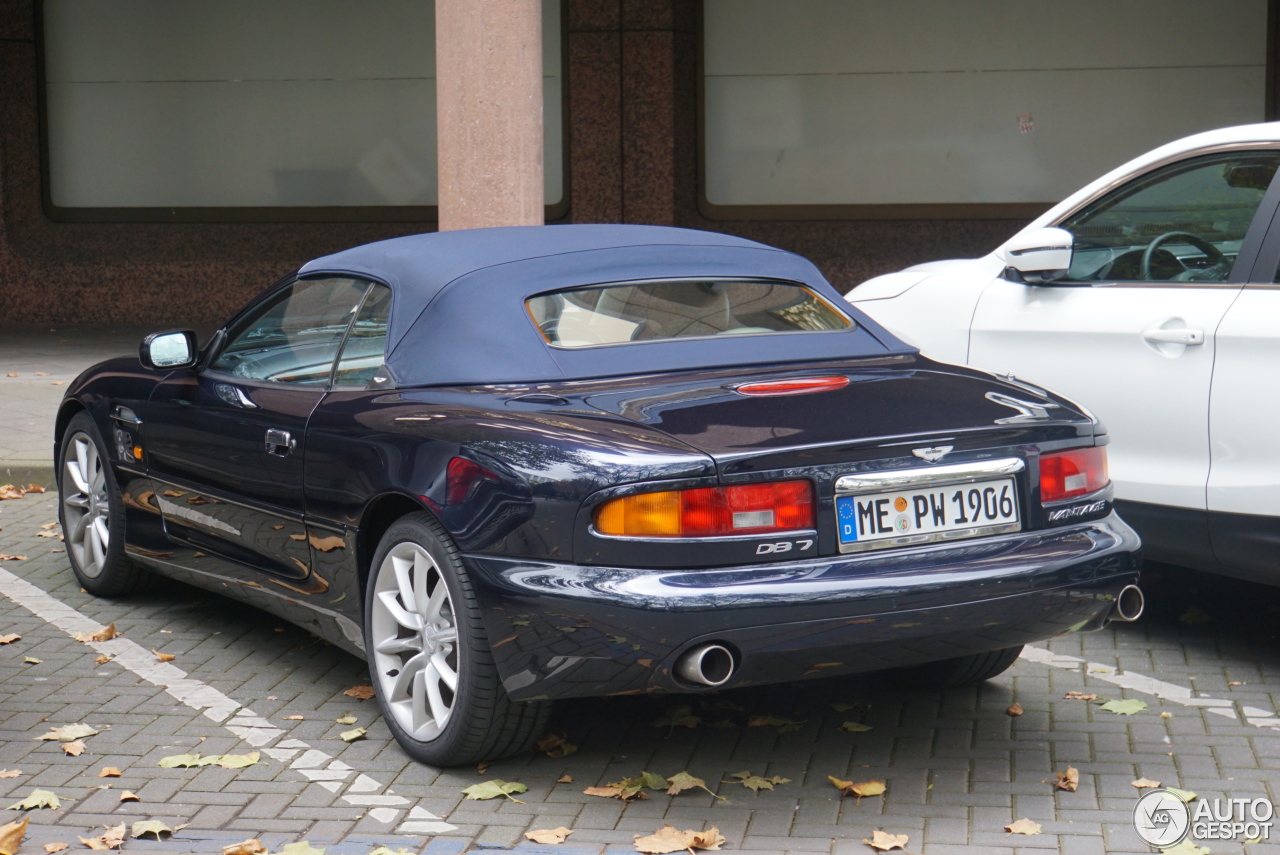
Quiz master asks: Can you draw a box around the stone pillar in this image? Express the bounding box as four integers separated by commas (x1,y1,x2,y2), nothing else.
436,0,544,231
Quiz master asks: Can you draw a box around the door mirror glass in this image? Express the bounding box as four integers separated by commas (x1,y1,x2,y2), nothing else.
140,330,198,370
999,227,1074,284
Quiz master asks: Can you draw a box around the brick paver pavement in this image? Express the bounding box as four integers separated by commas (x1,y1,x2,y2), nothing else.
2,489,1280,854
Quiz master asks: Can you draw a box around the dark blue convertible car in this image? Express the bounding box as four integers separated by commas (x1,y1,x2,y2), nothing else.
55,225,1142,765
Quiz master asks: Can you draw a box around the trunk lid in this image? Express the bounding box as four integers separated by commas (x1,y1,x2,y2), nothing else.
580,357,1097,473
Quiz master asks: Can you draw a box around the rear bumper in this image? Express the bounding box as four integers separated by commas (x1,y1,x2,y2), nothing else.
464,513,1141,701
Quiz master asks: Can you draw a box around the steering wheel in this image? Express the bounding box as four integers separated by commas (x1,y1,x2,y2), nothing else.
1140,231,1227,281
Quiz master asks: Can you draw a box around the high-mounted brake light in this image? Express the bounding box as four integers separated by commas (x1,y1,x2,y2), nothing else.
594,480,814,537
1040,447,1108,504
735,376,850,397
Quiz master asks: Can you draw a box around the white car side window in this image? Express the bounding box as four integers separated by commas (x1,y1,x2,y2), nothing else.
1058,151,1280,284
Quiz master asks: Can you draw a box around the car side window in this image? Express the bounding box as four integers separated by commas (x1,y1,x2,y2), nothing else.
209,277,370,384
332,284,392,387
1058,150,1280,284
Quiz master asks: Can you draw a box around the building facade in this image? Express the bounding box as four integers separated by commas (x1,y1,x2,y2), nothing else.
2,0,1278,324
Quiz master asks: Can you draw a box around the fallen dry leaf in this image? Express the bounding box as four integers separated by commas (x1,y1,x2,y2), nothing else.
33,373,47,377
130,820,173,840
22,657,39,664
1228,681,1243,686
1006,702,1023,716
60,740,85,757
45,843,67,854
0,772,18,779
343,685,375,700
3,373,14,378
215,752,259,769
584,786,631,799
38,723,98,742
461,780,526,803
535,732,576,756
746,714,806,733
334,713,357,725
1132,777,1162,789
829,777,885,804
274,843,322,855
557,774,573,784
117,791,138,803
283,715,304,721
0,816,28,855
39,522,57,530
1053,767,1079,792
633,824,725,854
728,770,789,792
524,827,573,844
75,624,118,643
1,556,28,562
666,771,721,799
838,721,872,733
476,762,489,775
1005,818,1042,836
0,486,24,500
1097,698,1147,715
340,727,367,743
99,767,121,778
221,839,265,855
0,634,19,645
24,484,45,494
94,654,112,665
7,789,67,810
152,649,176,663
651,705,700,732
1063,691,1097,700
862,829,909,851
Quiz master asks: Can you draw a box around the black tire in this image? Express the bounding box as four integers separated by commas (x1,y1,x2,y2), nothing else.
57,411,151,597
363,511,551,766
888,645,1024,690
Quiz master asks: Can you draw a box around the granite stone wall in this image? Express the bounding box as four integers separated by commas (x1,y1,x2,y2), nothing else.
0,0,1028,325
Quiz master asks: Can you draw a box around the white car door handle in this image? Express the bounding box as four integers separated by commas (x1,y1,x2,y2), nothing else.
1142,328,1204,345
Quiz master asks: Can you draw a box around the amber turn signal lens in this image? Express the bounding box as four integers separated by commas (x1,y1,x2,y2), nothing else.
594,480,814,537
1040,446,1108,504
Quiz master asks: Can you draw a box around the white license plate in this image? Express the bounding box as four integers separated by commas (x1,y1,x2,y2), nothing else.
835,477,1020,553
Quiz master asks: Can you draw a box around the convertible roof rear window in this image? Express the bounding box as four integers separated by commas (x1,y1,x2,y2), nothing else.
527,278,852,348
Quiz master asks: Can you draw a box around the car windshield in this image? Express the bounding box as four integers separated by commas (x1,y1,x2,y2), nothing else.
527,278,851,348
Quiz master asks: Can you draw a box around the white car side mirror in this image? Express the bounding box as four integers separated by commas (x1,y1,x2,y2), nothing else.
999,227,1073,284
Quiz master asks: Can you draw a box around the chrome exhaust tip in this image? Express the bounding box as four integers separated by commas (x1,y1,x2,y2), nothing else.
1110,585,1145,622
674,643,736,687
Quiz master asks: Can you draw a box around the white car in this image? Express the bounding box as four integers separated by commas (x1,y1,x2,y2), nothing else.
848,122,1280,584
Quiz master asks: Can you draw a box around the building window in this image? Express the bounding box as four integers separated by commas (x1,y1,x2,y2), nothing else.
41,0,563,220
702,0,1270,218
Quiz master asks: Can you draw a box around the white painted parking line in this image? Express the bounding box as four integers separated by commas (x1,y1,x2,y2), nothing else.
0,566,455,836
1021,644,1272,724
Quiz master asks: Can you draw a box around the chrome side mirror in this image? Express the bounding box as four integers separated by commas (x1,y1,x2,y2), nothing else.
139,330,199,370
999,227,1073,284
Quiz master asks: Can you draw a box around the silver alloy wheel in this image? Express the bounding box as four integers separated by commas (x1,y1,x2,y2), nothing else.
62,431,110,579
370,541,460,741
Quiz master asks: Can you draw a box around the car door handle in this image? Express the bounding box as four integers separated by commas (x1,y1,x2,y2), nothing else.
1142,328,1204,345
264,428,296,457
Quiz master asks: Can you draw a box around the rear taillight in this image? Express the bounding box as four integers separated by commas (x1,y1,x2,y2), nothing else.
1040,447,1108,503
735,376,849,397
594,480,814,537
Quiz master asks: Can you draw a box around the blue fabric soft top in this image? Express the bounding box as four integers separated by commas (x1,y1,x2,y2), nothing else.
298,224,912,388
